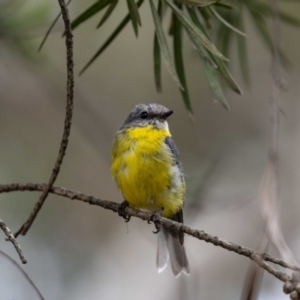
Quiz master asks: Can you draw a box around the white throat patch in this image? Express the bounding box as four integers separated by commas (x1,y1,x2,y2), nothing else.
154,120,170,132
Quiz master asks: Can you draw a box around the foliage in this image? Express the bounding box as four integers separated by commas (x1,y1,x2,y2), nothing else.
40,0,300,112
0,1,50,60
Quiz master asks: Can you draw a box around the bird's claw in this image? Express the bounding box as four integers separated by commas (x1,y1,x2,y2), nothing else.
149,208,163,234
118,201,131,222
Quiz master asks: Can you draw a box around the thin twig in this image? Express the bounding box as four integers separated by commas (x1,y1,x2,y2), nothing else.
14,0,74,238
241,235,269,300
262,253,299,271
38,0,72,52
259,0,298,266
251,253,290,282
0,250,45,300
1,183,299,279
0,218,27,264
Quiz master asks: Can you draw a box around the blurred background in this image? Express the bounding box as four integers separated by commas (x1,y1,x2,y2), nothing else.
1,0,300,299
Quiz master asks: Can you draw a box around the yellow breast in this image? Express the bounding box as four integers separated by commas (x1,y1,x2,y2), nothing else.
111,126,185,217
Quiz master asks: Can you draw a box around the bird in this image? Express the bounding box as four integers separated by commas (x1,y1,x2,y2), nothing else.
111,103,189,277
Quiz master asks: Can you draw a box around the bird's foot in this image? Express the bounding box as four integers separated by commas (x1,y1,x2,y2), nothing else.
118,201,131,222
148,208,164,234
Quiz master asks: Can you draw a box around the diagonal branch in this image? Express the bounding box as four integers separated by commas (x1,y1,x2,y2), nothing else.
0,250,44,300
259,0,298,267
0,182,299,281
38,0,72,52
0,218,27,263
14,0,74,238
251,253,289,282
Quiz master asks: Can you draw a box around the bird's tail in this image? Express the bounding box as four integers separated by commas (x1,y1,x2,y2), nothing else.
156,210,190,277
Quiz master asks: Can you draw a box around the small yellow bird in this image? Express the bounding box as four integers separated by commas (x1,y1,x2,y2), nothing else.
111,103,189,277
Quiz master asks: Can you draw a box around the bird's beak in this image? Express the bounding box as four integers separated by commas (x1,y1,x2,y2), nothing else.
161,110,173,119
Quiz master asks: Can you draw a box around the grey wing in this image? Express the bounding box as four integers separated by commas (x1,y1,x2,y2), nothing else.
157,137,189,276
164,136,185,204
164,136,182,169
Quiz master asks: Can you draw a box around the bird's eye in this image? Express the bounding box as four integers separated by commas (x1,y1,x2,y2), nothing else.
140,111,148,119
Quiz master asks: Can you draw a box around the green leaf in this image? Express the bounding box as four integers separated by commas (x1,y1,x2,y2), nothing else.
97,0,118,28
214,2,233,10
187,6,242,94
185,6,229,109
38,0,72,51
154,34,162,92
80,0,145,75
218,23,232,59
236,12,250,86
199,7,211,29
71,0,111,32
187,6,208,35
168,12,175,35
175,0,216,7
149,0,183,89
209,6,247,37
202,55,230,110
279,11,300,27
211,5,233,58
173,4,193,114
153,0,163,92
214,58,243,94
126,0,142,37
165,0,228,61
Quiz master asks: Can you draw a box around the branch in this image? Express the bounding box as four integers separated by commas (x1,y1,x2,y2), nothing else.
0,218,27,264
251,253,289,282
265,1,300,298
1,183,299,280
14,0,74,238
38,0,72,52
0,250,45,300
259,0,298,266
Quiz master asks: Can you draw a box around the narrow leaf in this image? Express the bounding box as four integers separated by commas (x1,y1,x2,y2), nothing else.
214,58,242,94
38,0,72,52
187,6,242,94
174,5,193,114
71,0,111,32
214,2,233,10
186,7,209,37
154,35,162,92
199,7,211,28
80,0,145,75
217,19,232,58
186,7,214,65
97,0,118,28
236,13,250,86
186,7,229,108
202,56,230,110
149,0,183,89
209,7,247,37
153,0,163,92
126,0,142,37
175,0,216,6
279,11,300,27
165,0,228,61
168,12,175,35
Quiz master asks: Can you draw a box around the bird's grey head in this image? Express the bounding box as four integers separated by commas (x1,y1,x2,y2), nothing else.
121,103,173,130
